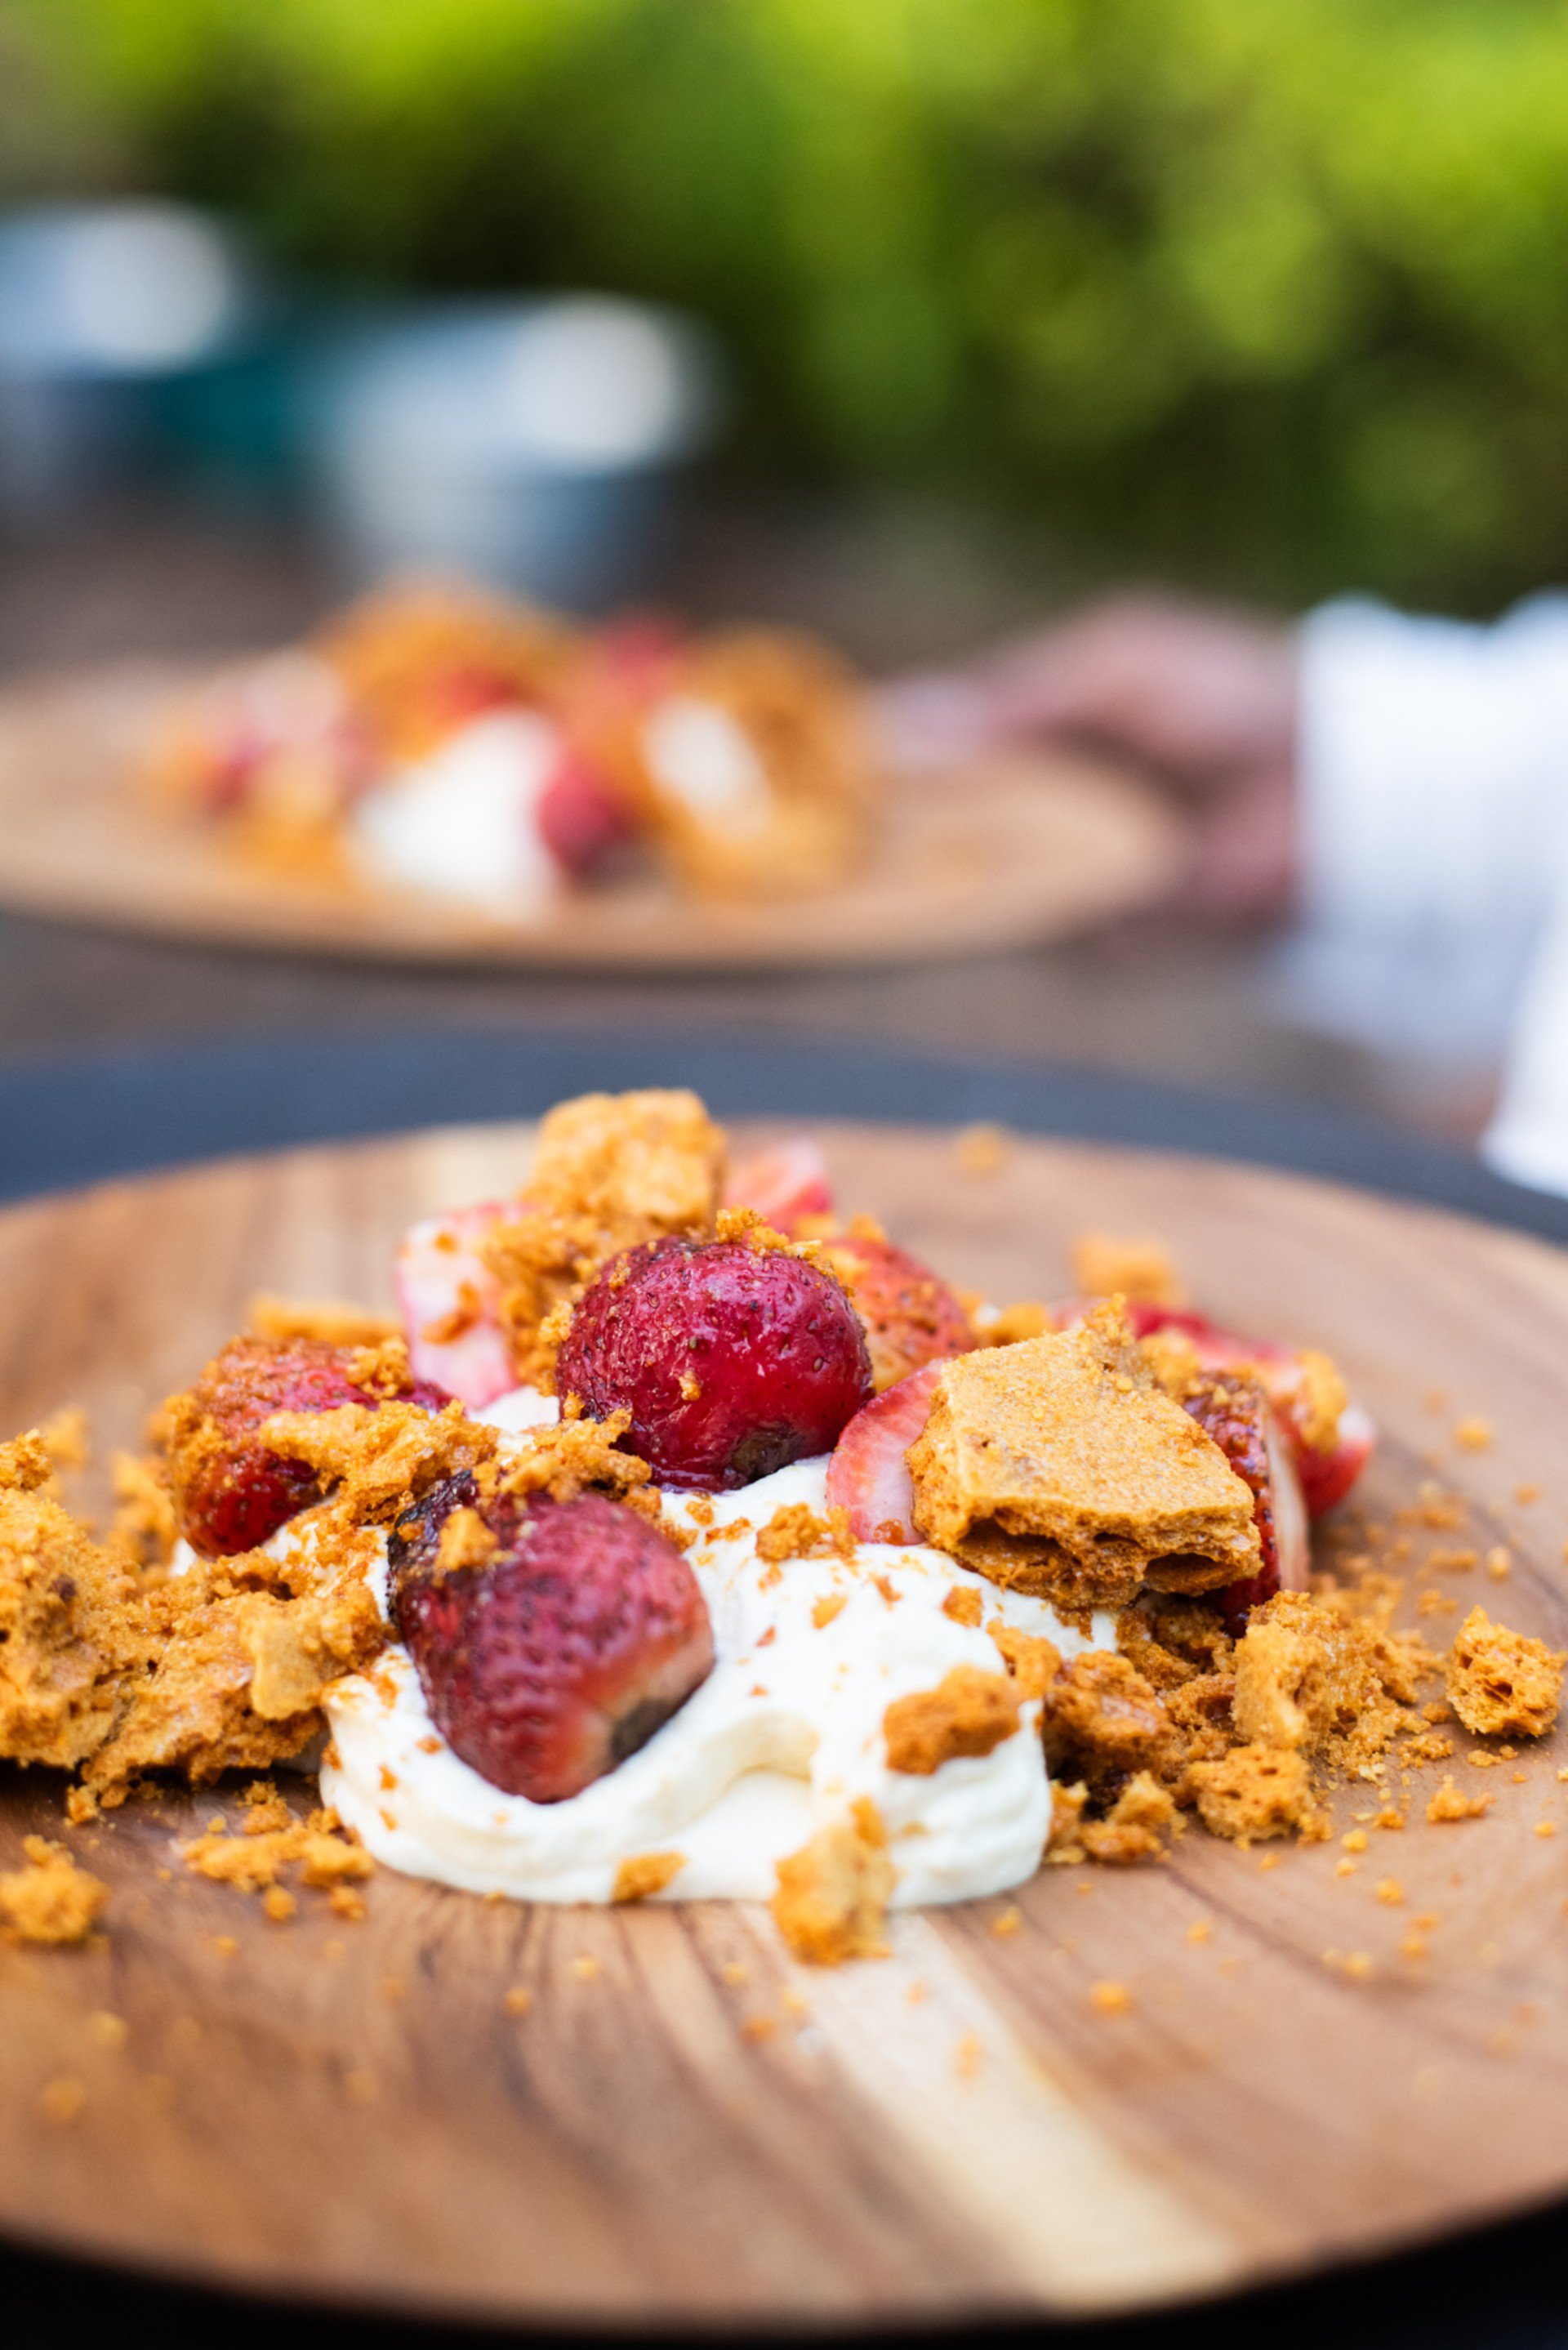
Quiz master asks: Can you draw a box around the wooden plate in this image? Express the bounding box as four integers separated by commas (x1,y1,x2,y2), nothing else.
3,1118,1568,2327
0,665,1178,971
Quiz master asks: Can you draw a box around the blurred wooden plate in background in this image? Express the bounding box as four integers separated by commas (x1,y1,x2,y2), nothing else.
0,663,1180,970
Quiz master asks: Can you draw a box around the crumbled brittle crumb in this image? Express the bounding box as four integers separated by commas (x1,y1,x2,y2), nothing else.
755,1501,854,1565
0,1835,108,1945
1089,1979,1134,2016
180,1801,372,1903
1427,1775,1493,1823
1071,1233,1186,1307
1080,1771,1180,1863
942,1585,983,1628
1445,1608,1564,1738
248,1295,401,1349
884,1666,1021,1774
482,1089,725,1389
770,1798,893,1964
955,1123,1010,1178
1187,1744,1325,1844
612,1852,686,1902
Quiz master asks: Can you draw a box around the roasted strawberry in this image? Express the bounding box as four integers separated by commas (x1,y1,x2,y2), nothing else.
1182,1373,1309,1631
395,1202,514,1408
723,1137,835,1233
557,1235,872,1490
171,1336,446,1558
825,1229,975,1392
825,1358,946,1544
391,1480,713,1801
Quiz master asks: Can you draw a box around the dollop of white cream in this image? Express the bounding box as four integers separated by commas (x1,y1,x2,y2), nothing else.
351,708,564,910
320,1407,1116,1909
642,696,772,836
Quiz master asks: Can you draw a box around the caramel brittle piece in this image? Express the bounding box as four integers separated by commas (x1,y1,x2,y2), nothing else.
883,1667,1021,1774
0,1459,148,1771
770,1799,893,1964
1446,1607,1564,1739
1186,1743,1325,1843
906,1304,1258,1610
482,1089,725,1388
0,1835,107,1945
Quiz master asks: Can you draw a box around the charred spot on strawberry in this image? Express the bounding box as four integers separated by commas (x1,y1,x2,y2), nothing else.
557,1234,872,1492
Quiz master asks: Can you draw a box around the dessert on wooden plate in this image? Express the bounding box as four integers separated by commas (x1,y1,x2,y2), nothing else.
1,1090,1560,1965
145,582,878,915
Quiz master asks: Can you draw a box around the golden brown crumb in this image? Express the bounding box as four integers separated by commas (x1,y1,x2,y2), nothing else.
770,1798,893,1964
955,1123,1010,1178
1045,1777,1090,1862
570,1954,600,1982
0,1459,149,1771
0,1835,108,1945
1080,1771,1180,1863
954,2031,984,2076
810,1592,847,1630
755,1501,854,1565
180,1805,372,1902
907,1304,1259,1612
432,1506,500,1578
986,1619,1062,1701
1187,1743,1325,1843
942,1585,983,1628
991,1905,1021,1936
1186,1919,1212,1946
481,1089,725,1389
983,1301,1052,1348
1427,1775,1493,1822
884,1667,1021,1774
742,2014,777,2044
247,1295,400,1349
1517,1483,1542,1505
1375,1877,1405,1905
1486,1548,1512,1581
1453,1417,1492,1452
503,1987,532,2016
612,1852,686,1902
1446,1608,1564,1737
479,1411,648,1516
1089,1980,1133,2016
1041,1651,1171,1786
1071,1233,1185,1307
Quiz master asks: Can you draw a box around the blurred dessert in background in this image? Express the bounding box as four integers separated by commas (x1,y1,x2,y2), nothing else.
145,577,878,914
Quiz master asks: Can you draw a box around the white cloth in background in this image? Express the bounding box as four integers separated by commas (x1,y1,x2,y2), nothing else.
1293,594,1568,1192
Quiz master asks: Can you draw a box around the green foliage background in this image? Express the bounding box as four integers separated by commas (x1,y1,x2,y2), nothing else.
7,0,1568,609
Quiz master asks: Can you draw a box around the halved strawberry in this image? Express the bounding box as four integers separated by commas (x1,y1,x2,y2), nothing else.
723,1137,834,1234
1182,1374,1310,1630
395,1203,514,1408
825,1359,945,1545
536,747,635,876
391,1479,714,1802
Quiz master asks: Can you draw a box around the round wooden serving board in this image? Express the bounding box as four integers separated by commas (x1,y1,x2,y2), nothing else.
3,1120,1568,2328
0,666,1179,970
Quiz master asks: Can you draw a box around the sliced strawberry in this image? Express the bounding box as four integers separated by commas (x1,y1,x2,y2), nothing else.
825,1359,945,1545
1056,1298,1374,1521
395,1203,515,1409
723,1138,835,1233
1181,1375,1310,1630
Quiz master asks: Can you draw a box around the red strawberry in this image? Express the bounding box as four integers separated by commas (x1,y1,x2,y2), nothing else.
826,1230,975,1393
172,1336,447,1558
391,1481,713,1802
1181,1375,1310,1631
723,1138,835,1234
825,1358,945,1544
395,1202,515,1408
1057,1299,1374,1520
537,748,636,876
557,1236,872,1491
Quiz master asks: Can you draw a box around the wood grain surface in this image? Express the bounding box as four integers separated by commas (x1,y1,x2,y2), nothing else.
3,1120,1568,2328
0,667,1179,971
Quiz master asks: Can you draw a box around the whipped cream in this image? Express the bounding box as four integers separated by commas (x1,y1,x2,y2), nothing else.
319,1396,1115,1910
350,708,564,910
